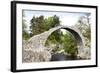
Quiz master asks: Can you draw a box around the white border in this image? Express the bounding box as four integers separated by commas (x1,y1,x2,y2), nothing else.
16,4,96,70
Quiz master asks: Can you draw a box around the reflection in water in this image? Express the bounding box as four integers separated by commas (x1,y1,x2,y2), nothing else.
50,53,80,61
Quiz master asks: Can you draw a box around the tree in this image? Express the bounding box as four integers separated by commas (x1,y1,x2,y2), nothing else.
75,15,91,48
61,31,78,56
22,11,30,40
30,15,60,36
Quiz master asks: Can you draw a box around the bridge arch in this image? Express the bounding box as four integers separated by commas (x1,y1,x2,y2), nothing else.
43,26,85,54
27,25,85,53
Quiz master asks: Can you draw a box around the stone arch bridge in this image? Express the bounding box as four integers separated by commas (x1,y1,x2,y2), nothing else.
23,25,85,62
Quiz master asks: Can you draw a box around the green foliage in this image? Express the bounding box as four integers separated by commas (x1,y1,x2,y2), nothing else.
22,31,30,40
60,31,78,56
30,16,46,35
30,15,60,36
22,12,30,40
46,29,78,56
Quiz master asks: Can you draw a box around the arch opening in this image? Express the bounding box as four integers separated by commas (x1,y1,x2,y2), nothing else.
44,27,84,61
